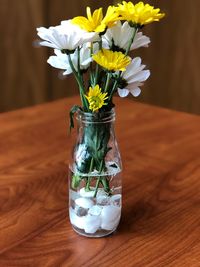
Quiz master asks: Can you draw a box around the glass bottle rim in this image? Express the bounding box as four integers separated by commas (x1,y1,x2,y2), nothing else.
76,108,115,123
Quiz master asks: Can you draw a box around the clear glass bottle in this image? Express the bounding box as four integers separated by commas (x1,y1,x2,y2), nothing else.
68,109,122,237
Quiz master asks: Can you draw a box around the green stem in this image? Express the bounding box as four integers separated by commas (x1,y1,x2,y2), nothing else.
99,39,102,50
77,47,86,95
101,177,111,195
107,75,120,102
125,27,138,56
67,53,89,111
77,47,81,74
85,157,94,191
94,160,104,198
90,72,95,87
94,177,101,198
90,42,94,55
94,64,99,86
104,72,111,93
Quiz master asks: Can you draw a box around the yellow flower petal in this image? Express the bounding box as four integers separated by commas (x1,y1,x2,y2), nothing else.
92,49,131,72
102,6,120,28
85,85,108,112
72,6,120,33
86,6,93,21
115,1,165,26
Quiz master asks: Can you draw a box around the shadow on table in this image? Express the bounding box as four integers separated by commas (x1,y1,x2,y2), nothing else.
117,200,168,235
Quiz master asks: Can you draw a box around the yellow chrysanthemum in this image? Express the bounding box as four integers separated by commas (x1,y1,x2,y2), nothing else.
103,6,120,28
92,49,131,72
115,1,165,26
85,85,108,112
72,6,119,33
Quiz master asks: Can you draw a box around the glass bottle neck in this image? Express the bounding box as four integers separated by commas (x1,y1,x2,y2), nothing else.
77,109,115,125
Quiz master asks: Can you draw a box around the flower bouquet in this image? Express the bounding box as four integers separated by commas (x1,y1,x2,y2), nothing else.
37,1,164,237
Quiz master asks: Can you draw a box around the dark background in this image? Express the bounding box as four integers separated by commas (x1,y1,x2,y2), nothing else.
1,0,200,114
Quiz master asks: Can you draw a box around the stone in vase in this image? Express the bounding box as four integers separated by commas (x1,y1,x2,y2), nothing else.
75,197,94,209
83,214,101,234
101,205,121,231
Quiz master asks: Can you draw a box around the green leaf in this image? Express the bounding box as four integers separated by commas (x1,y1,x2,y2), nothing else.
69,105,80,132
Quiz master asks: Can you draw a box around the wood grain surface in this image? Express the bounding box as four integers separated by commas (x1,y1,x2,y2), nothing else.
0,96,200,267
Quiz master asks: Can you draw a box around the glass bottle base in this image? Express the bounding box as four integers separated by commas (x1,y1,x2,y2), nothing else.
72,224,118,238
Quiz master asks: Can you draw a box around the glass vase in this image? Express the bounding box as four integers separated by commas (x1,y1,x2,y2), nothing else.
68,109,122,237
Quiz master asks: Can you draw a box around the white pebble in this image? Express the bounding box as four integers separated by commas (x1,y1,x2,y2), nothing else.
79,187,109,199
110,194,122,206
101,215,121,231
83,215,101,234
69,207,85,229
101,205,121,220
96,195,110,205
96,189,110,205
88,205,102,216
75,198,94,209
101,205,121,230
79,188,95,198
96,188,108,197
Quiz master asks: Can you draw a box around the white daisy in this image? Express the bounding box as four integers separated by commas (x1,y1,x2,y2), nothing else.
47,44,93,75
103,21,150,52
37,20,99,51
118,57,150,97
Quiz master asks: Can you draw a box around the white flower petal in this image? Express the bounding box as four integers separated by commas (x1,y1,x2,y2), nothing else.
81,57,92,67
128,70,151,83
37,20,98,51
125,65,146,80
103,22,150,52
39,41,57,49
126,82,142,90
103,21,132,51
117,88,129,97
54,49,62,56
132,57,142,68
130,87,141,97
63,69,72,75
47,43,92,73
47,55,69,70
120,57,150,98
130,32,151,50
123,57,144,80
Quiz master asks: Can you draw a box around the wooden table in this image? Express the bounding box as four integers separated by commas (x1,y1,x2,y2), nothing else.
0,96,200,267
